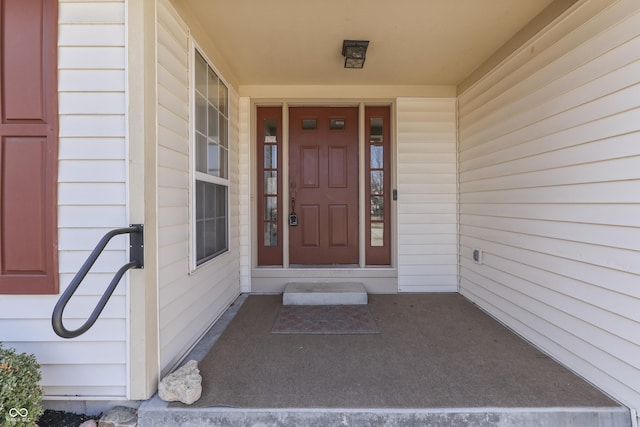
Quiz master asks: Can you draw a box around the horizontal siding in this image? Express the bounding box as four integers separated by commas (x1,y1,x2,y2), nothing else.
0,0,128,399
59,70,125,92
58,24,125,46
58,47,125,69
58,2,125,23
13,341,126,365
156,0,240,376
238,98,251,292
396,98,458,292
458,0,640,413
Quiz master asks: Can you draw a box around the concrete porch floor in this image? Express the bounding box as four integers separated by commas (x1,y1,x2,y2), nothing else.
138,293,631,426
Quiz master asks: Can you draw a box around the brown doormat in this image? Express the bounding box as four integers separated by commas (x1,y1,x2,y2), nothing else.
272,304,379,334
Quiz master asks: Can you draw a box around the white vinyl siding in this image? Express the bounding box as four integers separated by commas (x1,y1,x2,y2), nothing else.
0,0,128,398
458,0,640,412
238,97,251,292
396,98,458,292
156,0,240,375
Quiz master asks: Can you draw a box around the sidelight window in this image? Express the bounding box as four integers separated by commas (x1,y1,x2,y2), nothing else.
257,107,283,265
365,107,391,265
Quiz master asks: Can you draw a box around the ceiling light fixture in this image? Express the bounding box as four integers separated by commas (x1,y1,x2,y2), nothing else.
342,40,369,69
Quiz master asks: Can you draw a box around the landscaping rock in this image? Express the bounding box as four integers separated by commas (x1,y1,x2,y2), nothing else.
158,359,202,405
98,406,137,427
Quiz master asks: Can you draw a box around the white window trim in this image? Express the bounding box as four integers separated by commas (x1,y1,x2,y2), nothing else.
189,40,231,272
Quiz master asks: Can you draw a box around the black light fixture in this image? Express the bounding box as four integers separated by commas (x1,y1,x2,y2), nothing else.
342,40,369,69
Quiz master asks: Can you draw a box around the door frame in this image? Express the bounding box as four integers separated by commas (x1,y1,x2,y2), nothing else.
251,101,397,291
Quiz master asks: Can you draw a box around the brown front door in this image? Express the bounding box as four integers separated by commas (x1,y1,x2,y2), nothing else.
289,107,359,265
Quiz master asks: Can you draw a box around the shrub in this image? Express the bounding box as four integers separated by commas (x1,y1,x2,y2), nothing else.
0,343,43,426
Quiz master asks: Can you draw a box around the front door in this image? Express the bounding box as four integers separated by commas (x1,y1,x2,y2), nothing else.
288,107,359,265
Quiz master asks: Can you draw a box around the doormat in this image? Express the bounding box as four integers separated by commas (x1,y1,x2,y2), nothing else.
272,305,379,334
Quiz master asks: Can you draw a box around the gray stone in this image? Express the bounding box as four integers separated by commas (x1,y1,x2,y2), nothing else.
158,359,202,405
98,406,137,427
283,282,368,305
79,420,97,427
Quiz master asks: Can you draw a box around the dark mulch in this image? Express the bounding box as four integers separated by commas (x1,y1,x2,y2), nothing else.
37,409,100,427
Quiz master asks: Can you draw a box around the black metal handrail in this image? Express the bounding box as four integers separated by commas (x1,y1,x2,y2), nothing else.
52,224,144,338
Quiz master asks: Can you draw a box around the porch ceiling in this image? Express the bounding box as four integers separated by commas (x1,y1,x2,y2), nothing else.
178,0,557,87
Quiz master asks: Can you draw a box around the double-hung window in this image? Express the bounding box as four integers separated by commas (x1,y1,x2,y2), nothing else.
193,50,229,265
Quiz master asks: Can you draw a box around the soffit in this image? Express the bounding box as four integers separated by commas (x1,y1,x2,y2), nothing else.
178,0,557,87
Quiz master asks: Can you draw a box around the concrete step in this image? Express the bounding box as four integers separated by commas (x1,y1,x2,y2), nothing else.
138,401,632,427
282,282,367,305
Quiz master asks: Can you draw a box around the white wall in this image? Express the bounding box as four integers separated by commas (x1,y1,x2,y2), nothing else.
0,0,129,399
156,0,240,376
458,0,640,411
396,98,458,292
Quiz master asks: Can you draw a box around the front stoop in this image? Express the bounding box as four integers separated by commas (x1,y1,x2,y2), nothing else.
137,293,632,427
137,399,631,427
282,282,367,305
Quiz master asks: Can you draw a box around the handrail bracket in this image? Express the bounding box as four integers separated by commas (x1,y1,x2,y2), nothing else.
130,224,144,268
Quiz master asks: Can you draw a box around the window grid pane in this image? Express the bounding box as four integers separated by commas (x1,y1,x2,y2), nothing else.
264,223,277,247
196,133,207,173
371,171,383,195
370,145,383,169
264,171,277,195
370,117,383,143
371,196,384,221
264,196,278,220
371,223,384,247
219,115,228,148
195,52,207,96
302,119,316,130
207,107,218,140
264,119,277,139
264,145,277,169
219,83,228,117
330,118,345,130
195,95,207,136
207,67,219,110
